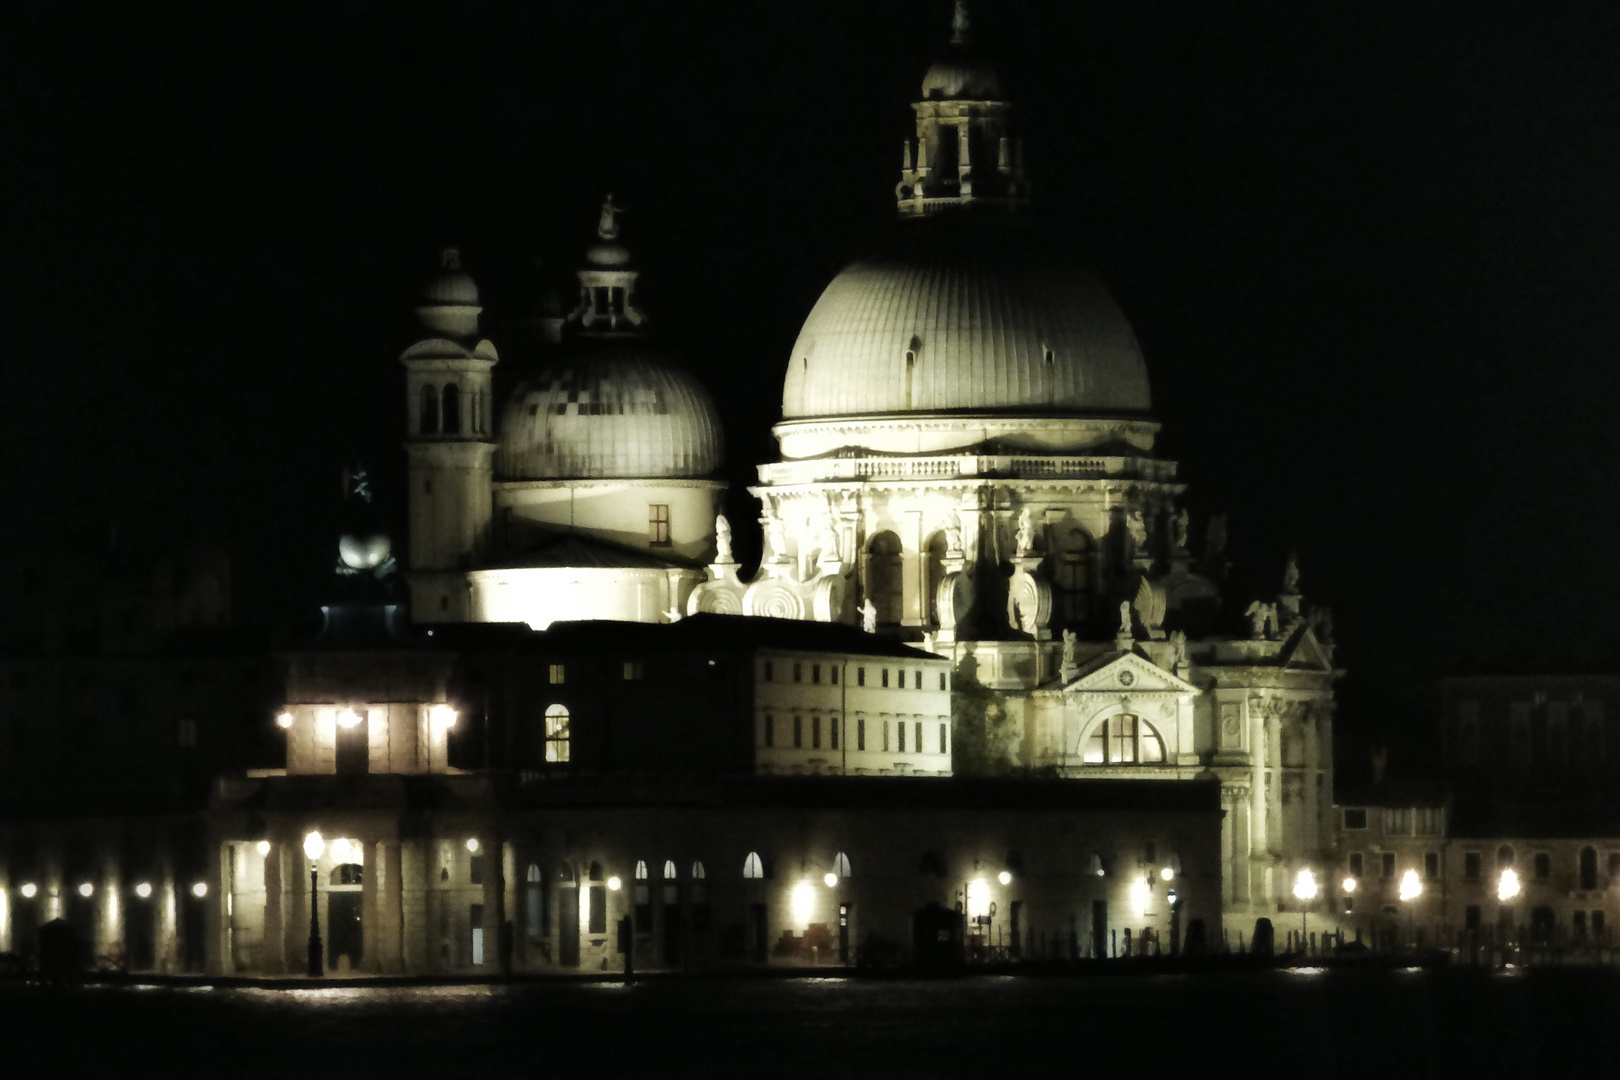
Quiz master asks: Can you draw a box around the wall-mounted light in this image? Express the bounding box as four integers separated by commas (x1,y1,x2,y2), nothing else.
336,708,361,730
276,711,293,730
1398,869,1422,902
20,883,37,899
1129,876,1150,914
1160,866,1175,882
430,704,458,732
77,883,93,898
607,876,622,891
135,882,152,899
1341,876,1357,894
256,840,271,856
967,878,990,919
1293,868,1318,902
466,838,480,854
791,881,816,924
998,870,1012,886
823,872,838,888
1498,868,1521,902
192,882,208,899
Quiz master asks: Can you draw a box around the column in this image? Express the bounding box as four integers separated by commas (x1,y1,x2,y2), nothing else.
263,842,284,974
501,841,517,976
286,845,308,976
203,841,226,976
381,841,404,973
482,832,506,974
361,838,379,973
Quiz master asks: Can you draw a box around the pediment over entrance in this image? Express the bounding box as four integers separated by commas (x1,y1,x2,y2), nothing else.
1063,650,1199,696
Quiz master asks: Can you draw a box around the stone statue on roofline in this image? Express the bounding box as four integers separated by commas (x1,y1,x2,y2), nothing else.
714,513,733,564
861,599,878,634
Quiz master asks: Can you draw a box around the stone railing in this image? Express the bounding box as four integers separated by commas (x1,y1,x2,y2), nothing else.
758,454,1178,486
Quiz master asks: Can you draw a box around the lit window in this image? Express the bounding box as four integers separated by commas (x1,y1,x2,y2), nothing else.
691,861,706,879
834,852,852,878
648,504,671,546
548,664,565,685
635,860,648,880
1082,715,1166,764
623,661,643,681
743,852,764,879
663,859,678,879
544,704,570,762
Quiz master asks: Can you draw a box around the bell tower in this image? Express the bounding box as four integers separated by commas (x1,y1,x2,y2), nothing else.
400,247,498,623
895,2,1028,218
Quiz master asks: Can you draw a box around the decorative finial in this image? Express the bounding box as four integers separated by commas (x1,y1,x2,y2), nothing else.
951,0,971,45
439,247,461,271
597,193,622,240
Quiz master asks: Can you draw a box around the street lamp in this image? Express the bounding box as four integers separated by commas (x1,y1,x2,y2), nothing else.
303,831,325,977
1497,867,1521,902
1293,869,1318,951
1398,868,1423,949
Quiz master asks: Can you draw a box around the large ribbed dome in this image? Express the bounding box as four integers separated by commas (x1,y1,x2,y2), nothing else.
498,341,723,479
781,227,1152,419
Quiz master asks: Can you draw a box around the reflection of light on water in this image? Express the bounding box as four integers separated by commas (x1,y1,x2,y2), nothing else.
1284,967,1325,976
1399,966,1423,974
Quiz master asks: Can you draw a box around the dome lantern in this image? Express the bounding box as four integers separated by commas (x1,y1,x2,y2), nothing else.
415,247,482,339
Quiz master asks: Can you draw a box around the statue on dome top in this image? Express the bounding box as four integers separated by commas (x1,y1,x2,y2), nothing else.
597,194,623,240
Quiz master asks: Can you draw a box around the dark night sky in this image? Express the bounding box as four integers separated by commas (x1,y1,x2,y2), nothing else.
3,1,1618,763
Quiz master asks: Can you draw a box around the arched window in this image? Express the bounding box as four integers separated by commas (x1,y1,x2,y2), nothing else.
556,863,576,884
419,384,440,435
662,859,678,880
526,863,541,883
634,860,648,880
441,383,462,434
1581,846,1599,890
691,861,706,879
865,531,904,626
1082,715,1165,764
742,852,764,879
588,861,603,882
544,704,570,762
833,852,852,878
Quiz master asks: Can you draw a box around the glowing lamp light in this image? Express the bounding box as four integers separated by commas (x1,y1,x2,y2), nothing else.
1399,869,1422,902
1342,876,1357,894
303,831,325,862
192,882,208,899
824,872,838,888
967,877,990,919
998,870,1012,886
336,708,361,730
430,704,458,732
1293,869,1318,903
466,838,480,854
607,876,622,892
135,882,152,899
1498,868,1521,903
791,880,816,925
256,840,271,856
275,711,293,730
78,882,93,898
19,883,37,899
1160,866,1175,883
1129,876,1151,915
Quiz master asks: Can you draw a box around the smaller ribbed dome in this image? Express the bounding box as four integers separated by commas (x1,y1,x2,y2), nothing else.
921,53,1001,100
416,247,481,338
497,341,724,480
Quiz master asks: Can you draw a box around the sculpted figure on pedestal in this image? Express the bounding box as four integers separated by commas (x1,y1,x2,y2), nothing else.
1126,510,1148,550
861,598,878,634
1173,509,1190,551
714,514,733,564
1062,629,1078,668
1015,508,1036,556
944,511,963,555
1118,600,1133,638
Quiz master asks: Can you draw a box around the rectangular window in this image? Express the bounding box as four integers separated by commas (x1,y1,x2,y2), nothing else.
1609,853,1620,879
830,717,838,750
545,711,571,763
939,672,947,691
812,664,821,684
898,723,906,753
587,886,606,934
1465,905,1481,931
1381,808,1412,835
1415,807,1444,836
1596,911,1607,939
1535,852,1552,881
764,661,773,682
831,667,838,685
648,504,671,546
915,670,922,689
794,715,803,749
883,721,890,752
623,661,643,681
1424,852,1440,881
548,664,565,685
812,715,822,749
1464,852,1481,879
915,721,923,753
470,854,486,886
1349,852,1363,878
1381,852,1396,879
939,723,947,755
1342,808,1367,830
858,718,866,751
794,663,802,683
858,668,866,687
764,714,774,748
882,669,890,688
470,903,485,965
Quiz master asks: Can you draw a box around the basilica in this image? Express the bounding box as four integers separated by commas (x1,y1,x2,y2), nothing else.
0,5,1373,977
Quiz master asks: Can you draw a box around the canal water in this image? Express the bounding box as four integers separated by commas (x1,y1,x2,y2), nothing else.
1,967,1612,1077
